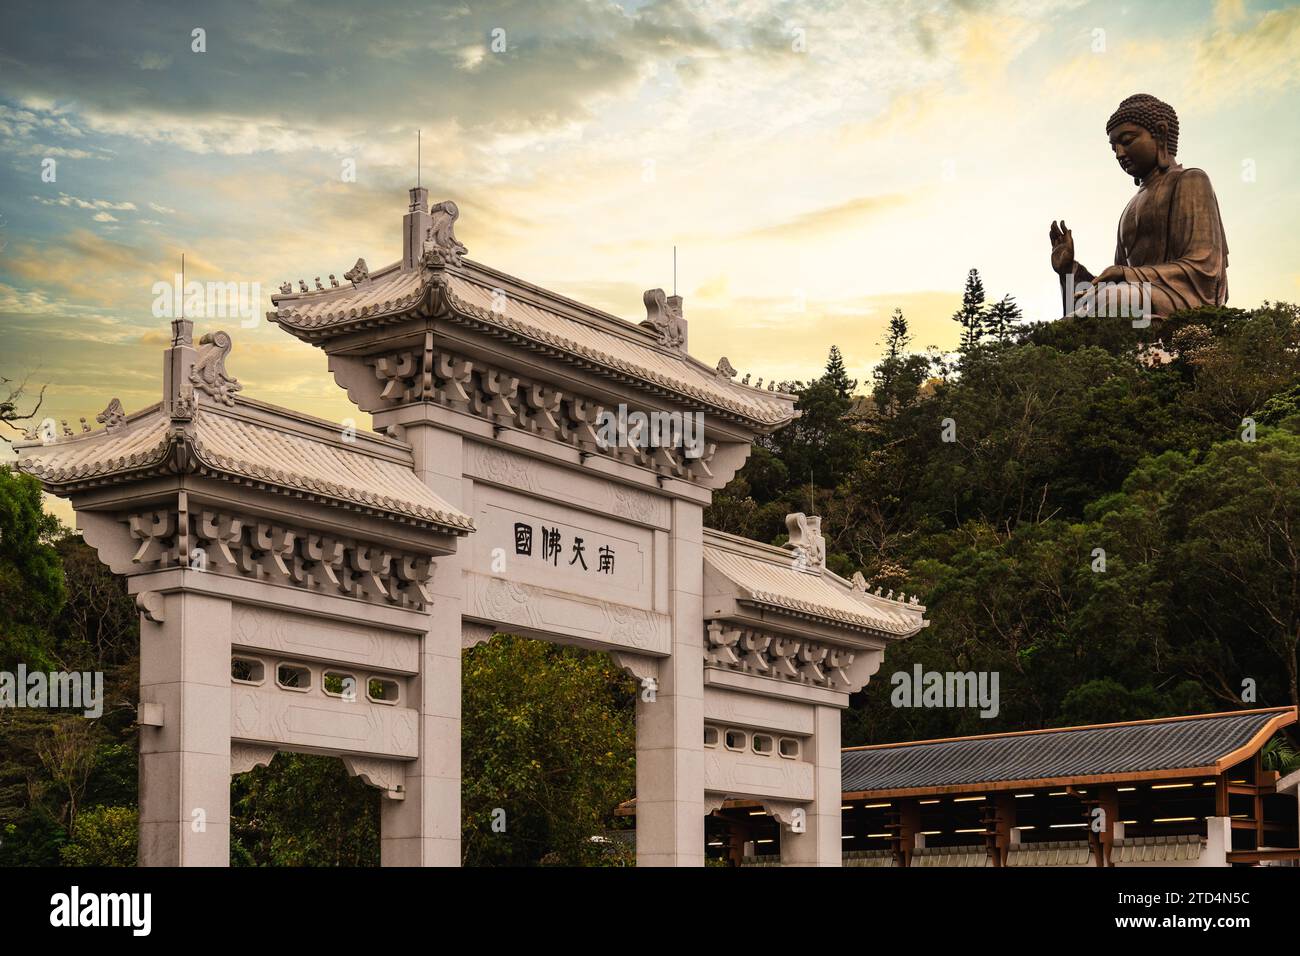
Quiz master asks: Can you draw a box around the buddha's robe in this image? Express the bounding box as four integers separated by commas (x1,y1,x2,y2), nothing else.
1110,164,1229,317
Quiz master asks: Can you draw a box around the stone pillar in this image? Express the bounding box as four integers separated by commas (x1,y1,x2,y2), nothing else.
382,424,465,866
1203,815,1232,867
137,590,232,866
780,703,842,866
636,498,705,866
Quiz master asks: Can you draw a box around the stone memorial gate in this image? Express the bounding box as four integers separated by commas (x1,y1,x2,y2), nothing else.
15,189,928,866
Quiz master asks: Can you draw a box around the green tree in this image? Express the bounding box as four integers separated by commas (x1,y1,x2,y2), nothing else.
60,805,137,866
231,753,381,866
35,717,101,837
822,345,857,399
952,268,987,352
461,635,635,866
1164,420,1300,709
0,467,66,671
871,309,932,417
984,293,1023,344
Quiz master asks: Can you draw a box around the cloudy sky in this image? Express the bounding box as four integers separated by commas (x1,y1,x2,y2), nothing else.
2,0,1298,459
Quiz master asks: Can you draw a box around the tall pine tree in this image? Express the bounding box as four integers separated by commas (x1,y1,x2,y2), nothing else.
822,345,857,398
872,309,931,417
952,268,987,352
984,293,1023,344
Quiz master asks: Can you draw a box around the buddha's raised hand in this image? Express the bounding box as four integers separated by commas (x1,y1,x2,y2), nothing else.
1049,220,1075,275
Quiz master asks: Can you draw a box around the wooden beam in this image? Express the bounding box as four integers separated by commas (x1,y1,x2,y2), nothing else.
1254,753,1265,850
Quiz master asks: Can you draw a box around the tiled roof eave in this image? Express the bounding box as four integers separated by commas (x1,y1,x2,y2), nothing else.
272,307,421,340
188,441,474,535
842,764,1225,800
839,709,1297,798
275,271,795,432
17,433,178,491
442,299,792,432
734,595,923,640
270,282,431,329
190,462,472,535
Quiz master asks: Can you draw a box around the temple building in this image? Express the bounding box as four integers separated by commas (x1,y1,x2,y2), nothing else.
688,706,1299,866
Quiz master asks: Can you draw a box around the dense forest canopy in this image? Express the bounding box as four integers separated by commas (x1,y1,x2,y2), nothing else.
3,284,1299,865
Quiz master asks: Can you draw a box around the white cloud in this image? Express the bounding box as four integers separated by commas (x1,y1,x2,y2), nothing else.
134,52,172,71
31,192,136,211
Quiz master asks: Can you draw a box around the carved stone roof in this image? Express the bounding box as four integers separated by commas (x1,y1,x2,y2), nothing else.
271,254,797,431
16,397,473,533
703,529,927,638
841,707,1297,797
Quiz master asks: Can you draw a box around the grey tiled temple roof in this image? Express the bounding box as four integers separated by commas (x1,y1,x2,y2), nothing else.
841,707,1296,796
16,397,473,534
271,258,797,430
704,529,927,637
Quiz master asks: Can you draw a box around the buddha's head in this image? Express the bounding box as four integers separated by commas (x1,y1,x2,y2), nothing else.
1106,93,1179,184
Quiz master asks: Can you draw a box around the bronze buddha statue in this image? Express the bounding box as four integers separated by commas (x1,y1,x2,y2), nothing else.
1050,93,1229,319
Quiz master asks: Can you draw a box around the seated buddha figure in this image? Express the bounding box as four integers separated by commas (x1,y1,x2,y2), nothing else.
1049,93,1229,320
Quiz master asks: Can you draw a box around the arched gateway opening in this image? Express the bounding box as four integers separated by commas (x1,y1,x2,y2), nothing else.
461,633,636,866
15,189,928,866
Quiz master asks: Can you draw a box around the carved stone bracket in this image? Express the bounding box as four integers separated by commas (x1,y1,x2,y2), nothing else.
462,622,496,649
610,651,661,686
367,340,718,485
706,620,878,692
136,590,166,623
704,792,732,815
764,799,808,829
231,743,278,775
342,755,406,800
123,505,438,610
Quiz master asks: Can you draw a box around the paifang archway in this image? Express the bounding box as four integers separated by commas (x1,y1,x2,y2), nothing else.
17,189,927,866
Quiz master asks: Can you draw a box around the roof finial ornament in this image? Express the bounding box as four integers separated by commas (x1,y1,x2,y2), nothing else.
641,288,687,350
785,512,826,574
716,357,737,379
190,330,242,406
171,315,193,348
344,258,370,287
422,200,468,268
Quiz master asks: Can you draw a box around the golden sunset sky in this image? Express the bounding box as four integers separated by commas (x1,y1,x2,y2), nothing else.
3,0,1299,503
